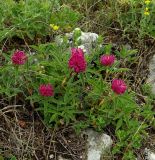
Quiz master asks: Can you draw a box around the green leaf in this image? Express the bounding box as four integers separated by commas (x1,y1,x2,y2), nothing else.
10,156,17,160
116,118,123,131
0,155,4,160
49,113,59,123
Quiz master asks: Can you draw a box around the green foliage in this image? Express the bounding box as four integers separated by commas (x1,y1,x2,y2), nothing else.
0,154,16,160
0,1,155,159
0,155,4,160
1,34,154,159
0,58,28,99
50,5,81,31
63,0,155,39
105,0,155,39
0,0,80,43
10,156,17,160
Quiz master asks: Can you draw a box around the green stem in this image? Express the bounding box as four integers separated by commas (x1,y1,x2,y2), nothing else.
79,73,85,89
14,66,19,104
44,101,49,124
15,66,19,85
104,68,109,81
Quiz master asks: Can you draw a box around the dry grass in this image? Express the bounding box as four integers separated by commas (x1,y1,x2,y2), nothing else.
0,105,86,160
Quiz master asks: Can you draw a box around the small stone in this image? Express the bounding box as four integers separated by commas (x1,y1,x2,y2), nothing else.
78,45,87,53
147,54,155,94
80,155,83,159
78,32,98,44
83,129,113,160
65,29,99,54
55,35,63,45
49,154,54,159
144,148,155,160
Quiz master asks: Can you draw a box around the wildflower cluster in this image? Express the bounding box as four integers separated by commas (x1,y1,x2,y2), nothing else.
111,79,127,95
1,1,154,159
12,50,27,65
100,54,127,94
11,48,127,98
68,48,127,95
7,40,153,160
68,48,87,73
100,54,115,66
144,0,151,16
39,84,54,97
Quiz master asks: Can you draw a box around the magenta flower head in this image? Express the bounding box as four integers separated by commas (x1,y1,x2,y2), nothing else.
111,79,127,95
11,50,27,65
68,48,87,73
100,54,115,66
39,84,54,97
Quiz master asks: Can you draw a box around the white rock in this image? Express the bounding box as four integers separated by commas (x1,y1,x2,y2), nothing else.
78,43,93,55
49,154,54,159
77,31,98,54
145,148,155,160
83,129,113,160
78,45,87,53
55,35,63,45
65,29,99,54
78,32,98,44
147,54,155,94
78,31,98,54
88,150,101,160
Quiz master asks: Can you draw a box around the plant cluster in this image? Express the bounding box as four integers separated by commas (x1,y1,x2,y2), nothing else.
63,0,155,40
0,0,81,44
0,1,155,160
103,0,155,39
0,30,154,159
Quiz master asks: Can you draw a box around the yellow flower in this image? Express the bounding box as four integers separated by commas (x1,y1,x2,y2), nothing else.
50,24,59,31
145,0,151,5
144,11,150,15
145,7,149,11
144,7,150,15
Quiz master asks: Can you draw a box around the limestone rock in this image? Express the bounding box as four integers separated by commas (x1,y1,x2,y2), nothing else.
147,55,155,94
83,129,113,160
77,32,98,44
66,29,99,54
144,148,155,160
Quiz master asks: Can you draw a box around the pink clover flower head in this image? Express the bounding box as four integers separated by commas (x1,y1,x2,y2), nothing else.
68,48,87,73
11,50,27,65
111,79,127,95
39,84,54,97
100,54,115,66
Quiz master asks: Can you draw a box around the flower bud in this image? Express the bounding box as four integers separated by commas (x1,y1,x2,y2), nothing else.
111,79,127,95
100,54,115,66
